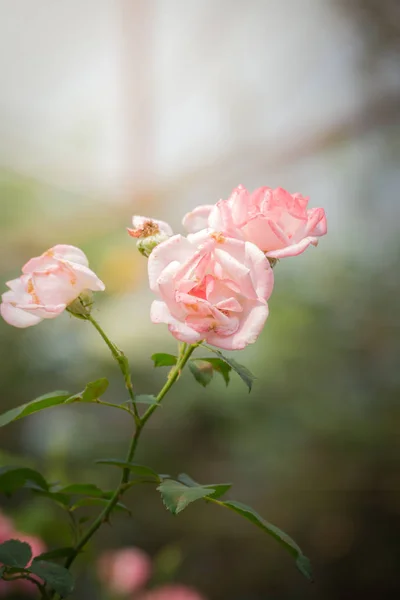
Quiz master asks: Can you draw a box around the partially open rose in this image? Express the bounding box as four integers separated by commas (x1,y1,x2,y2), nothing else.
0,245,105,328
183,185,327,258
148,230,274,350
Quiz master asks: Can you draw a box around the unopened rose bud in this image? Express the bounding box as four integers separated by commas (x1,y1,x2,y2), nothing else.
128,216,173,257
66,291,94,319
137,233,171,257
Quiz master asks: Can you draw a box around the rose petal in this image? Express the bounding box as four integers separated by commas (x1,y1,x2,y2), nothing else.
207,299,268,350
23,245,89,273
150,300,203,343
182,205,214,233
266,236,317,258
0,302,43,328
148,235,194,293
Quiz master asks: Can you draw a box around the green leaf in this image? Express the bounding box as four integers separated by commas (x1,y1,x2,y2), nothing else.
194,358,231,386
157,479,215,515
0,540,32,568
95,460,160,482
57,484,105,497
177,473,231,500
81,379,109,401
215,500,312,581
188,361,214,387
0,380,111,428
0,392,70,427
205,347,255,391
0,467,49,494
0,566,4,578
66,378,109,403
35,548,76,562
135,395,159,406
32,489,71,507
30,560,74,597
151,353,177,367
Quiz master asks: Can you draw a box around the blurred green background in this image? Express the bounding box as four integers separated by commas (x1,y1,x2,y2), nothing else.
0,1,399,598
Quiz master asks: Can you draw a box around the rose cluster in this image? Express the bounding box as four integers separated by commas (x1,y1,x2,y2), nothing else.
0,185,326,351
136,184,327,350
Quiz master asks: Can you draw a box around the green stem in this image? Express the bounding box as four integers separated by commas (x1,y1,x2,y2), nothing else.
86,314,139,421
51,342,197,599
140,342,197,428
5,573,50,599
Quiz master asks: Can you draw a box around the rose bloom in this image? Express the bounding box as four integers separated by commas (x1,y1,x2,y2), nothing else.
0,244,105,328
97,547,152,596
148,230,274,350
138,584,207,600
183,185,327,259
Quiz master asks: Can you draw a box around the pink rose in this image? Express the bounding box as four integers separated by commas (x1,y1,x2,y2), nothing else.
148,230,274,350
97,547,152,596
1,244,105,328
183,185,327,258
138,584,207,600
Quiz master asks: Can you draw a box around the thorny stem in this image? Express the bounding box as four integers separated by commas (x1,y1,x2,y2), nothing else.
48,322,198,600
4,573,50,599
86,314,140,422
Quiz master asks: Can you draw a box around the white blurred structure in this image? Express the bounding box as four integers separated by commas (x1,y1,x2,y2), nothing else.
0,1,398,190
0,0,399,265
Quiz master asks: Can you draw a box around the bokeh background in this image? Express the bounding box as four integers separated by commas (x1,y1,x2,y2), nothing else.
1,1,400,598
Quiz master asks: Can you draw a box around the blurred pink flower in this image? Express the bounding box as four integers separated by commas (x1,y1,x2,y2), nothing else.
0,512,46,597
97,547,152,596
183,185,327,259
14,533,46,566
13,533,46,595
0,244,105,328
0,514,14,544
149,230,273,350
138,584,207,600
